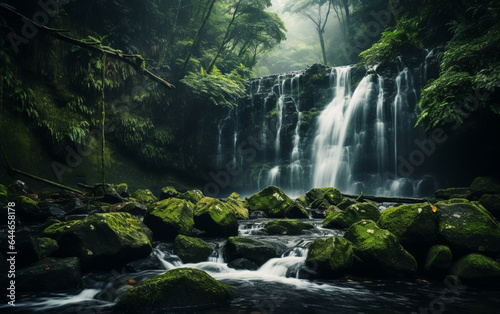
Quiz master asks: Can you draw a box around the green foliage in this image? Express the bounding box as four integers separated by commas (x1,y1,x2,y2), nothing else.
180,68,246,108
359,15,421,66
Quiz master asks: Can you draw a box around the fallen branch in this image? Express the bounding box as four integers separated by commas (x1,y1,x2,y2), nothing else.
0,3,175,89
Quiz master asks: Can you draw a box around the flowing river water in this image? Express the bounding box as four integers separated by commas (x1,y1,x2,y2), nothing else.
6,216,500,314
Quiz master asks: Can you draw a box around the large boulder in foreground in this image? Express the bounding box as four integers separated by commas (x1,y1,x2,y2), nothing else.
323,203,380,229
245,186,294,218
265,219,314,235
194,197,238,236
344,220,417,277
224,237,277,266
306,187,342,210
305,237,354,279
173,235,213,263
58,212,153,270
451,253,500,286
144,198,194,240
436,199,500,254
115,268,233,312
16,257,81,292
378,202,437,258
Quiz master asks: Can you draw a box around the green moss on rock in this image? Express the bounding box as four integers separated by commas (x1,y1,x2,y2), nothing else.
38,237,59,258
115,268,233,312
344,220,417,277
173,235,213,263
285,202,309,218
323,203,380,229
295,196,308,208
337,198,358,210
226,193,249,219
451,253,500,286
479,194,500,218
436,199,500,254
132,189,158,203
435,187,471,200
194,197,238,236
14,195,48,222
469,177,500,197
245,186,294,218
144,199,194,239
378,202,437,258
159,186,180,200
58,212,153,270
424,245,453,273
179,189,204,204
307,187,342,209
265,219,314,235
305,237,354,279
224,237,277,266
41,220,81,240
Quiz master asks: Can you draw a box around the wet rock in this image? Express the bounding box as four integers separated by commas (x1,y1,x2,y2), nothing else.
227,258,258,270
306,187,342,209
435,187,471,200
173,235,213,263
226,192,249,219
143,198,194,240
424,245,452,274
344,220,417,277
285,202,309,218
16,257,81,293
479,194,500,218
249,211,267,219
179,189,204,204
41,219,81,240
469,176,500,197
3,227,40,268
159,186,180,200
57,212,153,270
246,186,294,218
14,195,49,222
38,237,59,258
337,198,358,210
378,202,437,259
304,237,354,279
451,253,500,286
436,199,500,254
265,219,314,235
323,203,380,229
224,237,277,266
115,268,233,312
194,197,238,237
131,189,158,204
8,180,29,196
295,196,308,208
125,255,164,272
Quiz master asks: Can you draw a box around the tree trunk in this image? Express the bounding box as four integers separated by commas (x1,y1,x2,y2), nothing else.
318,27,328,65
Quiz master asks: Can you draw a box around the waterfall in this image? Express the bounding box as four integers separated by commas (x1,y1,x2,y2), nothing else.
290,73,303,193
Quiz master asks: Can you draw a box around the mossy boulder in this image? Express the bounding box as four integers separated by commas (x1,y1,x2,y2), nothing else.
115,183,129,197
265,219,314,235
323,203,380,229
179,189,204,204
306,187,342,209
224,237,277,266
245,186,294,218
16,257,81,293
226,193,249,219
377,202,437,258
469,176,500,197
41,220,81,240
228,258,258,270
285,202,309,218
0,184,8,203
131,189,158,203
479,194,500,218
436,199,500,254
344,220,417,277
194,197,238,236
38,237,59,258
451,253,500,286
116,201,148,216
435,187,471,200
14,195,49,222
115,268,233,312
57,212,153,270
16,226,41,268
305,237,354,279
159,186,181,200
144,198,194,240
173,235,213,263
424,245,453,274
295,196,308,208
337,198,358,210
